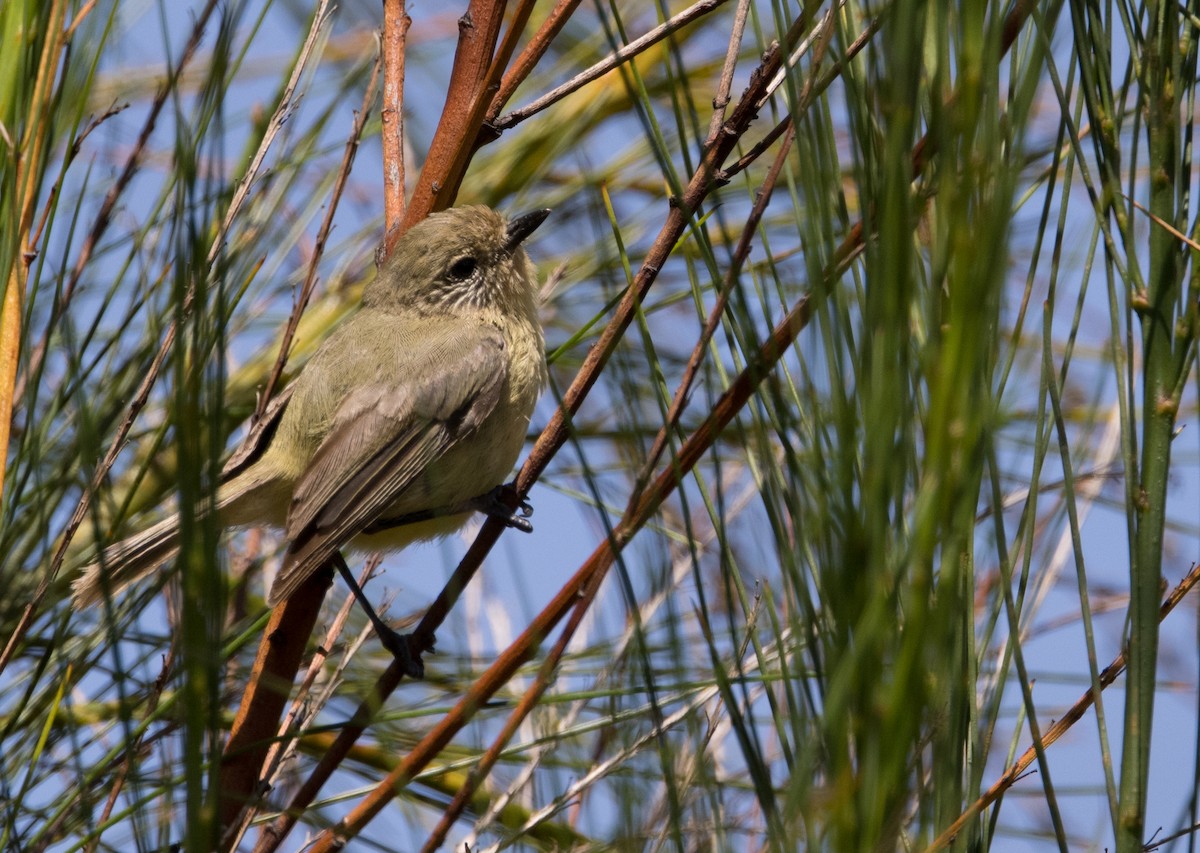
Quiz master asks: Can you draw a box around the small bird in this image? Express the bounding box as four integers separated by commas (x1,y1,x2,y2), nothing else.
73,205,549,668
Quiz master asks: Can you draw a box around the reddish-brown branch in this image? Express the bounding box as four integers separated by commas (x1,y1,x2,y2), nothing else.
381,0,411,244
484,0,540,111
252,518,511,851
395,0,509,244
217,568,333,846
28,102,128,254
485,0,582,125
222,559,376,852
423,0,541,216
419,548,604,852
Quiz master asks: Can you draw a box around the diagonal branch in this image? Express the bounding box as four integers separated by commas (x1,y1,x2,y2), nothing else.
254,18,805,849
420,89,804,853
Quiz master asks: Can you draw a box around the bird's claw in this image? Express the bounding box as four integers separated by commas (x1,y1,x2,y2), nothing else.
500,495,534,532
377,627,431,680
481,484,534,533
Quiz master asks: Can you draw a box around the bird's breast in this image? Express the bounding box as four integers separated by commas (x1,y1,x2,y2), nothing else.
381,316,545,517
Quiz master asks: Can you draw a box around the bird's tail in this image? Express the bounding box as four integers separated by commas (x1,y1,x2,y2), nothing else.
71,513,185,608
70,465,285,609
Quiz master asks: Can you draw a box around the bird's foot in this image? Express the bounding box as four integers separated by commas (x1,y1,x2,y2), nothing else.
376,627,435,680
479,483,533,533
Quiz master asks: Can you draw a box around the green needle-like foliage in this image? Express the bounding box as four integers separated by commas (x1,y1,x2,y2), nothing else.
0,2,1197,852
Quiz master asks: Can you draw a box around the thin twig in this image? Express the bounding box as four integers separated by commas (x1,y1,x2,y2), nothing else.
637,120,797,502
485,0,583,124
62,0,97,38
757,0,845,108
704,0,750,142
492,0,732,132
27,102,129,255
725,11,878,180
258,44,381,411
220,1,336,276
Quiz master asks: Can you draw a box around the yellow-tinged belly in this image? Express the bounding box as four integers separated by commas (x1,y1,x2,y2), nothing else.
349,512,472,552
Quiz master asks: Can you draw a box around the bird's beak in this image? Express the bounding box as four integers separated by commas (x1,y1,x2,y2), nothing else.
504,209,551,252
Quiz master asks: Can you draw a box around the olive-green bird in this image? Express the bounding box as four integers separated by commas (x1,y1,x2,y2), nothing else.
73,206,549,642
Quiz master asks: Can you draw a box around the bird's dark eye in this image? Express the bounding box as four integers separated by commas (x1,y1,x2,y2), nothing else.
447,256,477,281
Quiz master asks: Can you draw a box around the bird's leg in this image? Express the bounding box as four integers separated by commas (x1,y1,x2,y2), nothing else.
330,553,430,679
472,483,533,533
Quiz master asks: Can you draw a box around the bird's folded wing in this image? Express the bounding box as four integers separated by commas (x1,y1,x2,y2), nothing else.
221,384,295,480
267,325,507,605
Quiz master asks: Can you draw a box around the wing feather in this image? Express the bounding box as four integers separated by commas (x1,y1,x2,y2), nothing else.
266,324,506,605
